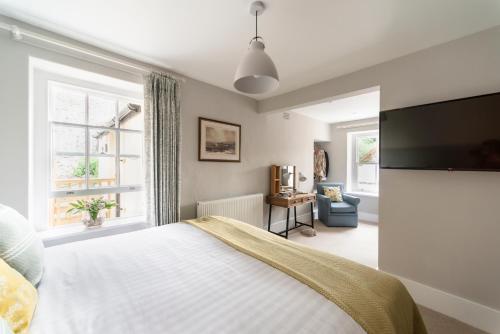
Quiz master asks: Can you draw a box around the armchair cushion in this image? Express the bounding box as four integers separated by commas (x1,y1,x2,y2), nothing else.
317,182,345,195
323,186,343,202
330,202,356,213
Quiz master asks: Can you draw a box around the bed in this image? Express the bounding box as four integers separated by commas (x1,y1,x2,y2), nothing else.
30,217,425,334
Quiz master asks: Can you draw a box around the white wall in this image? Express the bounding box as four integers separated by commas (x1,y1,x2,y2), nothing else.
0,17,329,229
323,118,379,217
258,25,500,315
180,85,330,222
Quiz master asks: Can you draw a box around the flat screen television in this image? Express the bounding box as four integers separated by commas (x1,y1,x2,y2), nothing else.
380,92,500,171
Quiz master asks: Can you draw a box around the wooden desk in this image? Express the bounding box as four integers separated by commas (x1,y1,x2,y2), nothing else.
266,193,316,239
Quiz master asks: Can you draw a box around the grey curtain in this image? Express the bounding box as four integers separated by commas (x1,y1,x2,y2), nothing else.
144,72,181,226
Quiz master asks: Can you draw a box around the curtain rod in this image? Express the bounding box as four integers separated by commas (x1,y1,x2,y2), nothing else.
0,21,186,82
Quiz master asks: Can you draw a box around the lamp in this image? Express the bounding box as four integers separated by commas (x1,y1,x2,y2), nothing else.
233,1,279,94
298,172,307,193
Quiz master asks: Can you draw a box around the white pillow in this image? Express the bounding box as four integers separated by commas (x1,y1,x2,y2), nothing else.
0,204,44,286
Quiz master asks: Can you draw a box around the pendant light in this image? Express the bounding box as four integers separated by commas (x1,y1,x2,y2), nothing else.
233,1,279,94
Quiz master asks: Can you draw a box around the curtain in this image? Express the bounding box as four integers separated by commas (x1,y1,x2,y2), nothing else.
144,72,181,226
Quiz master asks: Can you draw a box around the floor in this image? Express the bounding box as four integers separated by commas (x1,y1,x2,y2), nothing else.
288,219,378,268
287,220,488,334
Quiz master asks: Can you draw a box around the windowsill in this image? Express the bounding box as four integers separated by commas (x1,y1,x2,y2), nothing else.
39,216,150,247
347,191,379,198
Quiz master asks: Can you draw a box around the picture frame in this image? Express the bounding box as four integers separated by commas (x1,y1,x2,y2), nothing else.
198,117,241,162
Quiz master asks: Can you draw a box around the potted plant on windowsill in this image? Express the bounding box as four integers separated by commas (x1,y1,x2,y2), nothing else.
67,198,116,228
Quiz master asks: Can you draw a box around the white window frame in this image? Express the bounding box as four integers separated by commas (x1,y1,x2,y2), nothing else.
30,65,144,231
346,130,379,196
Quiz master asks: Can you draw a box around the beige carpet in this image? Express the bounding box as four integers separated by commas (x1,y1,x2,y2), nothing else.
287,220,488,334
288,220,378,268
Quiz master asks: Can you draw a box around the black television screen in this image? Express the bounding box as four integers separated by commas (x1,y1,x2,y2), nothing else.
380,92,500,171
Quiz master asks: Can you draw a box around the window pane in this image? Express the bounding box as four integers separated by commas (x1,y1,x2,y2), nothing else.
88,157,116,188
349,131,379,194
52,156,86,190
118,100,143,130
117,191,144,218
120,157,142,186
120,131,142,156
49,193,117,227
357,137,378,164
88,95,116,127
50,86,85,124
357,164,378,193
90,129,116,155
52,125,85,155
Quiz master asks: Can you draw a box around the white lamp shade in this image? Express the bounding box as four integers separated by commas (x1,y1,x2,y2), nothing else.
234,40,279,94
299,172,307,182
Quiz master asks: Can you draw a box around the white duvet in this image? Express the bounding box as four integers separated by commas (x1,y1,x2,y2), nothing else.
31,223,365,334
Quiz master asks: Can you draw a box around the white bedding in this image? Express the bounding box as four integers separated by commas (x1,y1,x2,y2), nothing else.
31,223,365,334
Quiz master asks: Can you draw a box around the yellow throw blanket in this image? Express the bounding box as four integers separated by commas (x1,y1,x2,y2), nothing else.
185,216,427,334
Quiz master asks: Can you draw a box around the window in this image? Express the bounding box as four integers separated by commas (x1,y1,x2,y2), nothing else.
347,130,379,195
30,59,144,230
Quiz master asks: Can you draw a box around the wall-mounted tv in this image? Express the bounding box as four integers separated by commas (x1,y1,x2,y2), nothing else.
380,92,500,171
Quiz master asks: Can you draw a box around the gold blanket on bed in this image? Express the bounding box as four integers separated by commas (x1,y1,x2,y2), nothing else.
185,216,427,334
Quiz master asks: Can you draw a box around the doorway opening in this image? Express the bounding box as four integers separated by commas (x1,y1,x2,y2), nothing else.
289,87,380,268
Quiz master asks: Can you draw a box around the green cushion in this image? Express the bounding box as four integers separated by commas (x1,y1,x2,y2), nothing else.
0,204,44,286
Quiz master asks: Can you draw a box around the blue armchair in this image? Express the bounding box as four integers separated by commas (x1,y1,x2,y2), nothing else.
316,182,360,227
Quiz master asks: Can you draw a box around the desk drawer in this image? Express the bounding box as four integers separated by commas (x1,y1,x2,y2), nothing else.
301,196,315,203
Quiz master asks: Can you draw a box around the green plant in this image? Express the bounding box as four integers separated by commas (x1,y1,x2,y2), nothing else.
67,197,116,221
73,158,99,178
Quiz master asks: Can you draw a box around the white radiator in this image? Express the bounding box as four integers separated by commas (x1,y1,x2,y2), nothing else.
196,193,264,228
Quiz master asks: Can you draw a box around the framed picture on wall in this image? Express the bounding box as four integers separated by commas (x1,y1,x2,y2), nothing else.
198,117,241,162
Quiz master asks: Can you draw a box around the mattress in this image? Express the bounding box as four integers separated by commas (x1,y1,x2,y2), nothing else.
31,223,365,334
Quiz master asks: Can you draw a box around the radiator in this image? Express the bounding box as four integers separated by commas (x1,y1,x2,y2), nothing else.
196,193,264,228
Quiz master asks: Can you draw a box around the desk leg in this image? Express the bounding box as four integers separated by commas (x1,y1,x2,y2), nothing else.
294,206,297,227
268,204,272,231
285,208,290,239
310,202,314,228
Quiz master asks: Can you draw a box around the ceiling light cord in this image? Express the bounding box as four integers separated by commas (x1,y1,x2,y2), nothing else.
250,10,263,44
255,11,258,39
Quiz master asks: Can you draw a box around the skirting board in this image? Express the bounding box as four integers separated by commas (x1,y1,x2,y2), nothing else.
358,212,378,223
269,212,378,230
394,274,500,334
267,213,313,231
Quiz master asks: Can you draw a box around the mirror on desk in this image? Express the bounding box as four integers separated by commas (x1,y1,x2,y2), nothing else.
270,165,296,195
280,165,295,191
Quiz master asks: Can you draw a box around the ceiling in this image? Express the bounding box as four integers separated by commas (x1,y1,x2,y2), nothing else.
1,1,500,100
293,89,380,124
